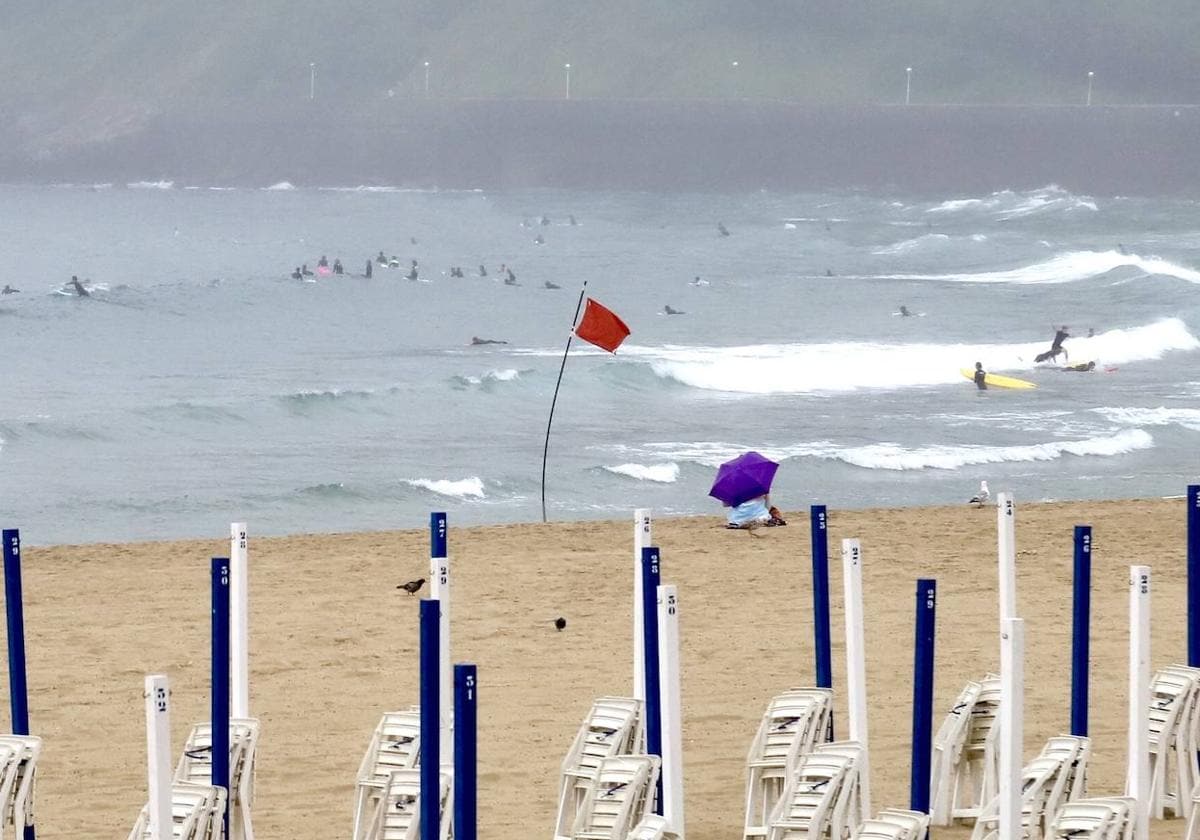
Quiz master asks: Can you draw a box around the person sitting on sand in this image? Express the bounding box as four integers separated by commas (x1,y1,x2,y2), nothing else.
725,495,787,530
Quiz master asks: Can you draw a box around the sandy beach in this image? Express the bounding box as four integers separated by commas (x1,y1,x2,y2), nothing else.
1,497,1194,838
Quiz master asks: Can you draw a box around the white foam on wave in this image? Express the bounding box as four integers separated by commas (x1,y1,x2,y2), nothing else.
457,368,525,386
926,185,1097,217
265,181,296,191
602,463,680,483
633,429,1154,472
623,319,1198,394
127,180,174,190
404,477,486,499
872,233,951,255
885,250,1200,285
1093,406,1200,431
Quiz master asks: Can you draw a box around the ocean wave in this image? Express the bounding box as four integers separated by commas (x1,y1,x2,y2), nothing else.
265,181,296,191
139,402,246,423
280,387,380,406
827,430,1153,471
451,368,529,388
0,419,109,442
601,463,680,483
630,429,1153,471
630,319,1197,394
298,482,366,499
883,250,1200,285
127,180,175,190
872,233,950,255
926,185,1097,218
1092,406,1200,431
403,477,486,499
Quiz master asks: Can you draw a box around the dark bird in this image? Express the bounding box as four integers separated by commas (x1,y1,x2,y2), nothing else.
555,617,567,631
397,578,426,595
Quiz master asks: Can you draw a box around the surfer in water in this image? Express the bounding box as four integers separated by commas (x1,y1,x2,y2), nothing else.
1,285,18,294
470,337,509,345
332,259,343,275
1062,361,1097,372
504,268,518,286
376,251,387,264
365,260,373,278
1035,325,1070,363
973,362,987,391
663,305,685,315
544,280,561,290
898,305,912,317
69,275,90,297
291,267,303,280
478,265,488,277
718,222,731,237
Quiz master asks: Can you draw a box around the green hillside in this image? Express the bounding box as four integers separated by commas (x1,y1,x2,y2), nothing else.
2,1,1198,152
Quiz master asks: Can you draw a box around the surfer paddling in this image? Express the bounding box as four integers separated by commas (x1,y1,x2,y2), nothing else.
68,275,90,297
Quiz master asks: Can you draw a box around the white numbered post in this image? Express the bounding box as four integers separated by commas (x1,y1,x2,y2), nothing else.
841,539,871,816
997,494,1017,623
657,584,685,838
430,542,452,765
999,618,1025,840
1127,566,1151,840
633,509,652,702
145,674,172,840
230,522,250,719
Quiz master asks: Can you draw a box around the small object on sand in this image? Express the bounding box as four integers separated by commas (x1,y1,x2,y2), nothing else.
554,617,567,631
968,480,990,508
397,578,426,595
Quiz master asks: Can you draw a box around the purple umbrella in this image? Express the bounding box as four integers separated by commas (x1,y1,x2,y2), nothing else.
708,451,780,507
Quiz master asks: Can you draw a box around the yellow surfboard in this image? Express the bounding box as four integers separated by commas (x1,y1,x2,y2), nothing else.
960,369,1037,390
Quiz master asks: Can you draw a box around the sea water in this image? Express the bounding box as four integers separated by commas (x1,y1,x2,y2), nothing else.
1,183,1198,544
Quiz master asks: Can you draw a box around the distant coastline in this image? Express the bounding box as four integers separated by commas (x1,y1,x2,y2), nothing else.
2,100,1198,194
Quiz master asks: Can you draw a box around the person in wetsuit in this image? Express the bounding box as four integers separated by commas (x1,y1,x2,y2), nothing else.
973,362,987,390
70,275,90,296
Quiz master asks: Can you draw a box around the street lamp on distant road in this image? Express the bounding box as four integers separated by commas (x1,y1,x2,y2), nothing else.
564,63,571,100
1086,71,1094,106
309,63,315,101
906,67,912,105
424,61,431,97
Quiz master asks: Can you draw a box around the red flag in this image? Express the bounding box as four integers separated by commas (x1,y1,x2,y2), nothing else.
574,298,630,353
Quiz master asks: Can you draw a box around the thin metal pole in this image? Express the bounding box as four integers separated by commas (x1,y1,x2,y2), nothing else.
539,282,588,521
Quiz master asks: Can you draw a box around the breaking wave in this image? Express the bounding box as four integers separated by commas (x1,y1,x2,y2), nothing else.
403,477,486,499
926,185,1098,218
882,250,1200,285
265,181,296,191
601,463,680,483
127,180,175,190
634,319,1197,394
1092,407,1200,431
451,369,529,388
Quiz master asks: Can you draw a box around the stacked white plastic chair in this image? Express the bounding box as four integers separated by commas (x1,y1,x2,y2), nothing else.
930,675,1001,825
364,768,452,840
1048,797,1135,840
744,688,835,839
852,808,930,840
766,740,864,840
569,754,660,840
354,709,424,840
0,734,41,838
173,719,260,840
969,735,1090,840
1147,665,1200,820
626,814,682,840
555,697,644,840
127,783,228,840
1184,790,1200,840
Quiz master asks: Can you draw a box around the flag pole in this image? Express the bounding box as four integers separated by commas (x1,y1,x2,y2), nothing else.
540,281,589,522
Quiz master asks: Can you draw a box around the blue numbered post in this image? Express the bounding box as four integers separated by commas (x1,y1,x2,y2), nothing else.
211,558,231,836
1188,486,1199,668
431,512,447,560
810,505,833,740
4,529,36,840
910,578,937,814
640,546,663,814
453,663,478,840
420,599,440,840
1070,526,1092,737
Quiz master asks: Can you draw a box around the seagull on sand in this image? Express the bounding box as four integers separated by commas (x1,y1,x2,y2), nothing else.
968,481,990,508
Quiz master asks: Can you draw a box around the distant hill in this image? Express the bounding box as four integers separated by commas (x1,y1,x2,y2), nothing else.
2,1,1198,161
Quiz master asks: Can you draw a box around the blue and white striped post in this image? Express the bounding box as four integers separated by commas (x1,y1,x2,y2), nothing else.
1071,526,1092,737
1188,486,1200,668
811,506,833,741
910,578,937,814
429,512,451,766
641,546,663,814
211,558,231,836
453,663,477,840
3,529,35,840
419,599,441,840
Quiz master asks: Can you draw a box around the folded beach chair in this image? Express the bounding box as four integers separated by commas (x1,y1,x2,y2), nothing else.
570,754,660,840
853,808,930,840
1147,665,1200,819
1049,797,1134,840
766,749,855,840
173,719,259,840
744,689,835,839
812,741,867,837
127,782,227,840
364,768,452,840
970,754,1065,840
930,680,982,825
0,734,41,839
354,709,423,840
1185,789,1200,840
626,814,681,840
952,675,1002,823
555,697,644,840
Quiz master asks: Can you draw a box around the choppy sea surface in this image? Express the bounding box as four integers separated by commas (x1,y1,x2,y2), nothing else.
1,182,1198,545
